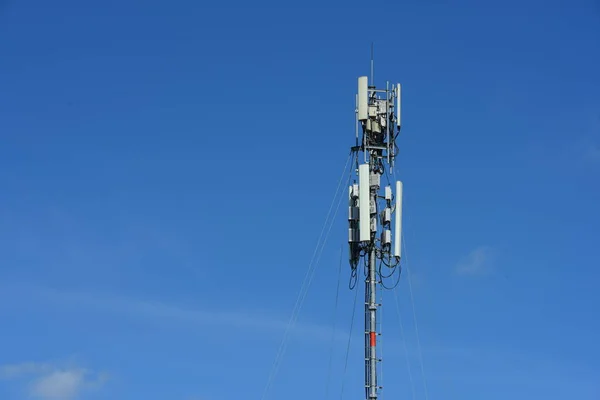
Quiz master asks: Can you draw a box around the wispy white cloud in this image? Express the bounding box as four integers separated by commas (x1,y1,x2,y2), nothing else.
1,362,52,378
31,370,86,400
0,361,107,400
0,283,347,345
455,246,494,275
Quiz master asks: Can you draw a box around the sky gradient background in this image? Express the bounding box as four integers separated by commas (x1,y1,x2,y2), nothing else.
1,0,599,399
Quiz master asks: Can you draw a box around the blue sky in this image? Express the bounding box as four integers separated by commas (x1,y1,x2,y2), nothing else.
1,0,599,399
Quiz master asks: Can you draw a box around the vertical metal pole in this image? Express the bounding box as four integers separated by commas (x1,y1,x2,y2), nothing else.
365,165,379,400
370,43,374,86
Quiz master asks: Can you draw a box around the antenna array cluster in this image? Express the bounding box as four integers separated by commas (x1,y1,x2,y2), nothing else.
346,68,405,400
349,75,404,271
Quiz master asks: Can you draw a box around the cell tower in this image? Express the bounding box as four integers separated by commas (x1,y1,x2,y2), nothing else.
348,57,403,400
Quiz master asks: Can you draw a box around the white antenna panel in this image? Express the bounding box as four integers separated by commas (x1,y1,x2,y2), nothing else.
358,76,369,121
396,83,402,128
385,185,392,201
393,180,403,258
359,163,370,242
383,229,392,245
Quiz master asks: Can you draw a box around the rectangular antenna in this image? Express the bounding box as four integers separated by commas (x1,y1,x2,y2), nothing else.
393,180,403,258
358,76,368,121
359,164,370,242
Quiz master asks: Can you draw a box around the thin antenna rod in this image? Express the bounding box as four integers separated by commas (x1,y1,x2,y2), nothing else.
370,43,374,85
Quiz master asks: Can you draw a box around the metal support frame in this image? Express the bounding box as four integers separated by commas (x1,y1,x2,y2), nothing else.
348,58,403,400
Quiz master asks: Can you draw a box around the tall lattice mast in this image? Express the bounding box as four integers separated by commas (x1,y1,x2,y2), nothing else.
348,56,403,400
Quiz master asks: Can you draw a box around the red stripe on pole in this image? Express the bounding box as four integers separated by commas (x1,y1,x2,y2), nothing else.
370,331,376,347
